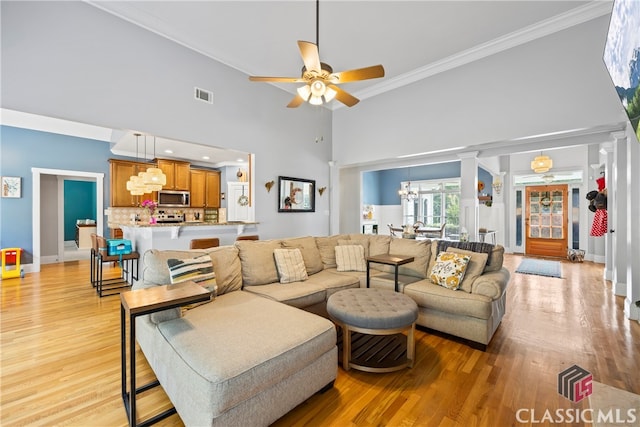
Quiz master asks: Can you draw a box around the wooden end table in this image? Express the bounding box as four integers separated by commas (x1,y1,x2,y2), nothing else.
120,281,211,427
366,254,415,292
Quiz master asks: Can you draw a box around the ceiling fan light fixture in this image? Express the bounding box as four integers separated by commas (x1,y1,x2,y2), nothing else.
324,86,337,102
310,79,326,97
309,95,323,106
297,84,311,101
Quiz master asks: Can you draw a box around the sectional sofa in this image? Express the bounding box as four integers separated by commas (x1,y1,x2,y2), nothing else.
134,233,509,426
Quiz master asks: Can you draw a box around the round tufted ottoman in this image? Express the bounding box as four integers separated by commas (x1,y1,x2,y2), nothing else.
327,288,418,373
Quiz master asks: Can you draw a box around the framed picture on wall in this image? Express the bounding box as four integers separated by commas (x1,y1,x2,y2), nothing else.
278,176,315,212
1,176,21,198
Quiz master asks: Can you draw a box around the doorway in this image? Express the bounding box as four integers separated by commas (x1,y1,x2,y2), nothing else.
31,168,104,273
525,184,568,258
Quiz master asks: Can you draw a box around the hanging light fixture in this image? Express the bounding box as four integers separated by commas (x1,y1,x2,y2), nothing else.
140,136,166,191
126,133,149,195
531,152,553,173
398,168,418,201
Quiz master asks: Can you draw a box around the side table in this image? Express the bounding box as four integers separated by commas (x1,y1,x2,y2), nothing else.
120,281,211,427
366,254,415,292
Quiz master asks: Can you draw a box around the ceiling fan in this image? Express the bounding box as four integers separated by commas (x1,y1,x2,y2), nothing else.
248,0,385,108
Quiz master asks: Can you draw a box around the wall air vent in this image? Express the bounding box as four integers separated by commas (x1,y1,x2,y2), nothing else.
194,87,213,104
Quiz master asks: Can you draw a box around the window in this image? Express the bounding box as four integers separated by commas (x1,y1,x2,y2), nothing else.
400,179,460,238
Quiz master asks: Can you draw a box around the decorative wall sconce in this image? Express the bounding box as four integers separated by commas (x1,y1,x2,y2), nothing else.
491,179,503,195
265,180,275,193
318,186,327,196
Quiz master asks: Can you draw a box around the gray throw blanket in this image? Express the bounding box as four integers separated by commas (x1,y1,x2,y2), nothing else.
436,240,495,266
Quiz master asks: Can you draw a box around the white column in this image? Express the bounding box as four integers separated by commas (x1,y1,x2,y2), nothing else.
624,130,640,321
491,172,506,247
600,142,614,281
611,132,627,296
458,152,479,242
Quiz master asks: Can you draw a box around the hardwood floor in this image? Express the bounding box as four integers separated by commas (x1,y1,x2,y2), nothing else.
1,255,638,426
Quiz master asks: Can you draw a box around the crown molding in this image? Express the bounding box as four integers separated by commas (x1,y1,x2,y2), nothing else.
348,1,613,108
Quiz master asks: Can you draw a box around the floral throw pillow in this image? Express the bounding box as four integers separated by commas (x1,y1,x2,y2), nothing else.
429,252,471,290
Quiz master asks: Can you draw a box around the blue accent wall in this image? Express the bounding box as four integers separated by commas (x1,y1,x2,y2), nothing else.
0,125,112,262
364,162,462,206
64,180,97,241
478,167,494,196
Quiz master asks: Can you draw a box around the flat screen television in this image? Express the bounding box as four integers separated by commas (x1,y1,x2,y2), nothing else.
603,0,640,141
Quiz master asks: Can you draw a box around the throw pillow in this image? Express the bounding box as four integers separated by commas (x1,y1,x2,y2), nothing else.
446,247,489,293
167,254,217,294
429,252,471,290
273,248,308,283
335,245,366,272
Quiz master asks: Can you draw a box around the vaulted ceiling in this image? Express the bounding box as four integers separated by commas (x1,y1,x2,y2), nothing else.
89,1,609,107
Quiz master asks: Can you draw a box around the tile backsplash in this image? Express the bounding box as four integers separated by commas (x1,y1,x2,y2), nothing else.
106,207,209,226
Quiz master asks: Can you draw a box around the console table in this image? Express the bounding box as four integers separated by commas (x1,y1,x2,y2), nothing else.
366,254,415,292
120,282,211,427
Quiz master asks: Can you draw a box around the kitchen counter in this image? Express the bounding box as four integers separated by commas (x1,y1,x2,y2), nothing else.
111,222,259,266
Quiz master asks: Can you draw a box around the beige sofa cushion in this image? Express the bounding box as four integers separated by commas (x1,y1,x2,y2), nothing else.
236,240,282,286
281,236,324,275
484,245,504,272
355,233,391,257
339,235,370,258
206,246,243,295
387,238,431,278
404,280,493,319
315,235,343,269
446,247,489,293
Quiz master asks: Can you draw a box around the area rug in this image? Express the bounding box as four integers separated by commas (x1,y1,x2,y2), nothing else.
515,258,562,278
589,381,640,427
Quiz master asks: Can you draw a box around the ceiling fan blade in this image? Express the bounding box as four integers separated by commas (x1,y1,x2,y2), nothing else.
298,40,321,73
331,65,385,83
287,94,306,108
328,85,359,107
249,76,306,83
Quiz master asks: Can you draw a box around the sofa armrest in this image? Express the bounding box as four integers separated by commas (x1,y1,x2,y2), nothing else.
470,268,510,300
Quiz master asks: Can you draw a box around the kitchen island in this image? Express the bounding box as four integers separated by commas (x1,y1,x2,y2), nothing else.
111,221,258,257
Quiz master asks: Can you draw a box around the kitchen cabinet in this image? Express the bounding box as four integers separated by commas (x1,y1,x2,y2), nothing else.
157,159,190,190
190,169,221,208
109,159,155,207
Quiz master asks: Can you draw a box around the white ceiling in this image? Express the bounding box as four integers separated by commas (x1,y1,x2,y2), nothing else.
88,0,610,107
16,1,610,166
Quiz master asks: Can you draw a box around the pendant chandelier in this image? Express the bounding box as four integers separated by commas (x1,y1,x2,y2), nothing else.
140,136,166,191
531,152,553,173
398,168,418,201
126,134,167,195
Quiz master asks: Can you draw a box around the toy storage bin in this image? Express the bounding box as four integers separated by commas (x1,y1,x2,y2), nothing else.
1,248,22,279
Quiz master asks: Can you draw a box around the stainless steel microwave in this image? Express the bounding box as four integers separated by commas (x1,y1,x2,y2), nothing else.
157,190,190,207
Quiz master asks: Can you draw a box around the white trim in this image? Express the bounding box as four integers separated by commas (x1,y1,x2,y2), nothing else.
31,168,104,273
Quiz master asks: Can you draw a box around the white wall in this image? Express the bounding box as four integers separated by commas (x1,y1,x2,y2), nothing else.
1,1,333,240
332,16,625,168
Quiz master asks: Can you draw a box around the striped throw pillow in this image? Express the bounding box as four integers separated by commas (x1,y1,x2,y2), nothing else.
335,245,366,272
273,248,308,284
167,254,217,294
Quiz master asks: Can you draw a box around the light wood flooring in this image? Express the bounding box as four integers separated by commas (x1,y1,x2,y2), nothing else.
1,255,639,426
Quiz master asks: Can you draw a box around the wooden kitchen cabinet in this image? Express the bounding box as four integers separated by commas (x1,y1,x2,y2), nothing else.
109,159,154,207
190,169,220,208
157,159,190,190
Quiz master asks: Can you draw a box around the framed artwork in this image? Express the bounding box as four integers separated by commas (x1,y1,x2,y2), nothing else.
278,176,315,212
1,176,21,198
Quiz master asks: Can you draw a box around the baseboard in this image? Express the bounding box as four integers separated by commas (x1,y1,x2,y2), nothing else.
613,281,627,296
623,298,639,321
41,255,59,265
591,254,605,264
